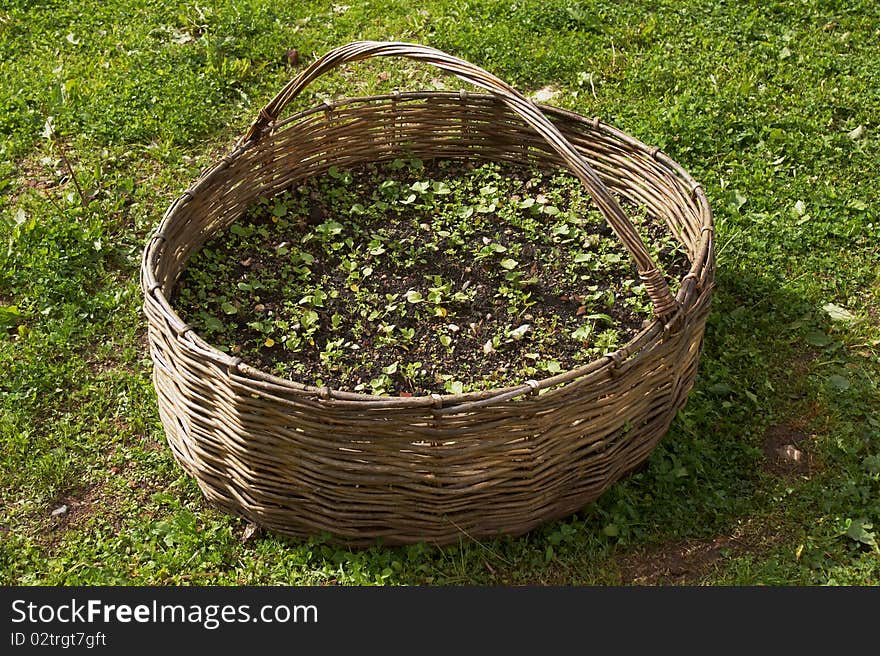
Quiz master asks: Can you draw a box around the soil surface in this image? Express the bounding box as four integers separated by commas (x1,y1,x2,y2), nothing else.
616,518,788,585
174,159,689,395
763,423,813,477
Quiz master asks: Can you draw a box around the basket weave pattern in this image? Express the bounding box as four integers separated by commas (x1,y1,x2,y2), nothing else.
141,42,714,545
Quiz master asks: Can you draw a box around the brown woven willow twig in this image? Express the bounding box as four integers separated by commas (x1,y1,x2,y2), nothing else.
141,41,715,546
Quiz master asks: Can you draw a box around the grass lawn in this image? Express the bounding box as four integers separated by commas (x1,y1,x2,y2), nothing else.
1,0,878,585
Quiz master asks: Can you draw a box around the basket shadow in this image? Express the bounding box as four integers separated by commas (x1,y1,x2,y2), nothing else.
559,262,822,582
295,262,822,583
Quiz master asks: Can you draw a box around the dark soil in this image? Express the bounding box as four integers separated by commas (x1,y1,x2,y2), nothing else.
174,158,690,396
763,423,813,477
616,518,788,585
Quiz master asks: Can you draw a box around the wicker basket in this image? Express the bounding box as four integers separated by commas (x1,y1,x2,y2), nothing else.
141,41,714,546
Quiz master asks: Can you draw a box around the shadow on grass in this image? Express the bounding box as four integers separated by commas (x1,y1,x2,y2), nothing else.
335,262,834,584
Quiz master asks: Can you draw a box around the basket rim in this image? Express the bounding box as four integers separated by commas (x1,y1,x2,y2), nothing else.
141,91,714,412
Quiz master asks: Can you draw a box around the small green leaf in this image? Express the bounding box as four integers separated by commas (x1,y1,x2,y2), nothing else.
500,258,518,270
301,309,319,328
845,518,877,548
827,374,850,391
317,220,343,235
0,305,22,330
574,253,590,263
862,455,880,475
405,290,423,303
602,523,619,537
729,190,747,211
805,330,832,347
602,252,622,264
708,382,733,395
221,302,238,315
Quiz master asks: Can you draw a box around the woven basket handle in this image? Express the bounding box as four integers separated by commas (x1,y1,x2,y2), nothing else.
241,41,679,321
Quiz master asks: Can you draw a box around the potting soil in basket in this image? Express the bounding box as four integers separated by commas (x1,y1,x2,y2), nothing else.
141,41,714,545
173,159,690,398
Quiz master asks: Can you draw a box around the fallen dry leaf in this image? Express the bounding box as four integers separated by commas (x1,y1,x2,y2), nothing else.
241,522,262,543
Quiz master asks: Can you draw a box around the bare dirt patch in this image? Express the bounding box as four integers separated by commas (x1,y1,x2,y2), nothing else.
34,466,144,551
42,482,107,542
8,153,67,207
763,423,813,477
17,154,59,191
616,518,787,585
789,348,818,376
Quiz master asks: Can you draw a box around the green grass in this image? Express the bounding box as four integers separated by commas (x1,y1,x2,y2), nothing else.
1,0,878,585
